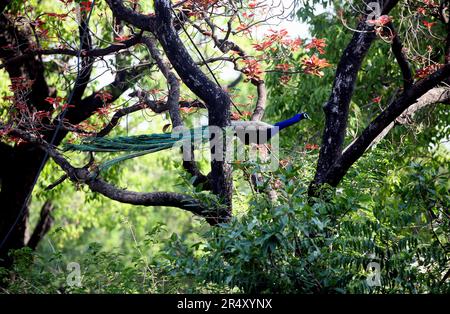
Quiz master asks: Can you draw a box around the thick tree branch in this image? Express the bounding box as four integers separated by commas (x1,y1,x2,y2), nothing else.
5,126,225,225
45,67,145,144
388,22,413,90
142,36,210,189
142,36,182,127
26,201,54,250
321,64,450,187
71,15,94,104
0,14,51,112
251,82,268,122
312,0,399,188
105,0,156,32
87,178,223,223
0,36,142,70
344,87,450,151
0,142,13,181
154,0,232,214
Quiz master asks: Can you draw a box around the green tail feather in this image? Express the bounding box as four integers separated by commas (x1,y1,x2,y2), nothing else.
64,126,210,171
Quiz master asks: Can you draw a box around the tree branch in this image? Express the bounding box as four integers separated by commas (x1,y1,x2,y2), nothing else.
321,64,450,187
105,0,156,32
45,67,146,144
0,14,51,112
0,36,142,70
388,22,413,90
142,35,210,189
154,0,232,214
5,126,226,225
312,0,399,188
0,142,13,181
71,14,94,104
26,201,54,250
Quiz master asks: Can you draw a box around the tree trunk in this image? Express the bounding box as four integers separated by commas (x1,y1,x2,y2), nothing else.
0,146,46,267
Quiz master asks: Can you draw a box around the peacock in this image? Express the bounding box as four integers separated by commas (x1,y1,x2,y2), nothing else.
64,112,310,171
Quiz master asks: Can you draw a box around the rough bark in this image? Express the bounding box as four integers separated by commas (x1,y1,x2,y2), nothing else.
318,64,450,188
310,0,401,194
153,0,232,218
27,201,54,250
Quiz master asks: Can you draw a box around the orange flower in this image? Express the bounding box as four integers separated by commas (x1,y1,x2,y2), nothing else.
415,64,443,79
280,75,291,84
305,143,319,150
372,96,382,104
80,1,92,12
422,20,436,30
180,107,195,114
275,63,291,72
252,40,273,51
302,55,331,77
305,38,327,54
241,59,263,81
95,91,113,102
366,15,391,27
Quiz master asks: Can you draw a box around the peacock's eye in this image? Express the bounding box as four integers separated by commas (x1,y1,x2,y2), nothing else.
304,113,310,120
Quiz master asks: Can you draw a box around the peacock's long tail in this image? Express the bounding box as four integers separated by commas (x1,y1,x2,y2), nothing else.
63,114,307,172
63,120,282,171
64,126,209,171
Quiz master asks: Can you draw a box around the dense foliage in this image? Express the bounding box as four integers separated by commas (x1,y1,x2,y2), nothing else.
0,0,449,294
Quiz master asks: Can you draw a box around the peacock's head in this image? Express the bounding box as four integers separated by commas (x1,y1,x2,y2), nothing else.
294,112,311,121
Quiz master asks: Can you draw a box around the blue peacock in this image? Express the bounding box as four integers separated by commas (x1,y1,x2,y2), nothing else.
65,112,310,170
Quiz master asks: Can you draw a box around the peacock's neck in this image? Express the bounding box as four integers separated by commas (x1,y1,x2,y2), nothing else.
273,116,301,131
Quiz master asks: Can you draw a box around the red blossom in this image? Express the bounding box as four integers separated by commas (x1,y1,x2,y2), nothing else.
252,40,273,51
367,15,391,27
114,35,131,42
275,63,291,72
302,55,331,77
96,105,112,116
305,38,327,54
34,110,51,121
280,75,291,84
372,96,382,104
305,143,319,150
95,91,113,102
230,112,241,120
423,0,438,7
180,107,195,114
80,1,92,12
248,1,258,9
9,76,34,92
241,58,263,81
415,64,443,79
422,20,437,30
46,12,69,19
282,37,302,51
45,96,69,110
417,7,426,15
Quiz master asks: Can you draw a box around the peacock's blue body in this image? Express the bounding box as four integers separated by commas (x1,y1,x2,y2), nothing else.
64,112,310,170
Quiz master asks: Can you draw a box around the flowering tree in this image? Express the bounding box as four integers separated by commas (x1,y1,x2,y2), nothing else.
0,0,449,271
